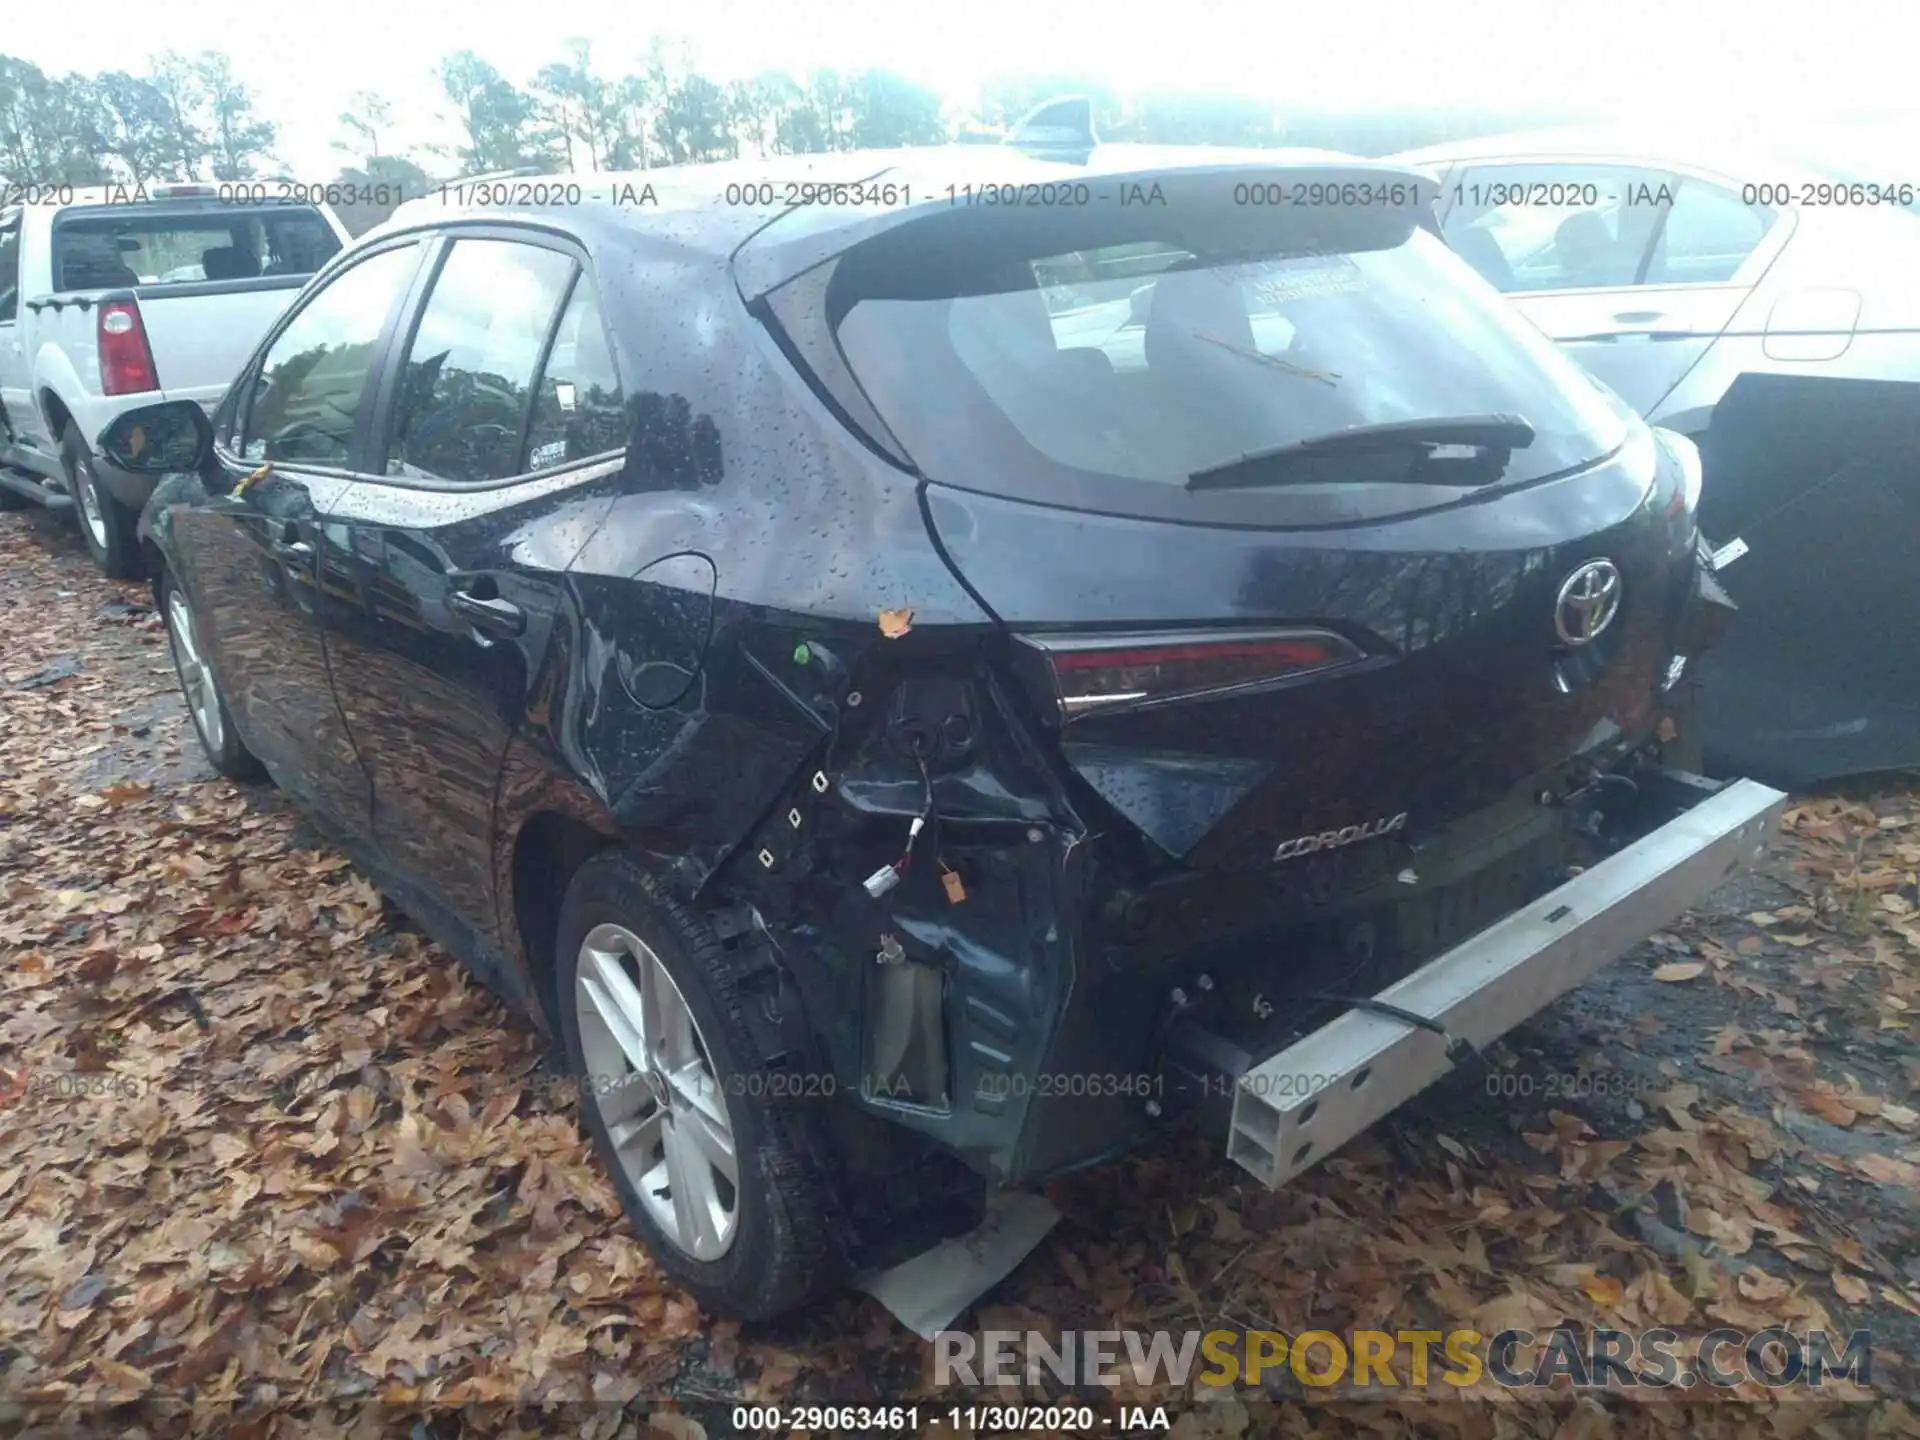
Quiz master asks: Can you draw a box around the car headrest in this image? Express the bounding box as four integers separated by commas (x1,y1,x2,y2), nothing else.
201,246,259,281
948,285,1061,374
60,250,141,290
1552,212,1614,281
1054,346,1115,382
1143,268,1256,372
1452,224,1517,290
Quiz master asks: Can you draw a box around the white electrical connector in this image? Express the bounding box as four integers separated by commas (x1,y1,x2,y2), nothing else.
863,805,929,900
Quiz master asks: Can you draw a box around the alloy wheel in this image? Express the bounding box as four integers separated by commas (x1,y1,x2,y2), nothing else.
73,456,109,550
574,922,740,1260
166,586,225,755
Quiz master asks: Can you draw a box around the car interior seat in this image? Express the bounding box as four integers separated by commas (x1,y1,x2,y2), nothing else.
1143,267,1257,371
1143,267,1345,462
201,246,261,281
1451,223,1518,291
1552,212,1617,287
60,245,141,290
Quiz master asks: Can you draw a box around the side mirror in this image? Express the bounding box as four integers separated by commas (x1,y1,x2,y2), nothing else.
1128,283,1154,328
97,401,213,475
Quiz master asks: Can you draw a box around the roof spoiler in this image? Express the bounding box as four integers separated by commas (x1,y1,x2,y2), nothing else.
456,166,546,183
1003,96,1099,162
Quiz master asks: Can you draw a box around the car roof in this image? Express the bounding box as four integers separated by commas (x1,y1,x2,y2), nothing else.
370,140,1422,264
1390,125,1833,184
5,179,321,210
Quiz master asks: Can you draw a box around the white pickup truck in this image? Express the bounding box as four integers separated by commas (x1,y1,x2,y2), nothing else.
0,184,349,575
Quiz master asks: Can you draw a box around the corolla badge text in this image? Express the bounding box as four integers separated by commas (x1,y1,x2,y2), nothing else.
1273,812,1409,862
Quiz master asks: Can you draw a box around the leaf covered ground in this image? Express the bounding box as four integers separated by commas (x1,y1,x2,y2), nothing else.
4,505,1920,1439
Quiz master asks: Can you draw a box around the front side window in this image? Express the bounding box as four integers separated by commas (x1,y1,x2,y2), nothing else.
241,243,421,467
384,238,577,484
1442,164,1674,293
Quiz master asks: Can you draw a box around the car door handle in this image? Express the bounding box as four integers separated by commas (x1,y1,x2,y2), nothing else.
448,589,525,637
1611,310,1666,323
273,538,314,562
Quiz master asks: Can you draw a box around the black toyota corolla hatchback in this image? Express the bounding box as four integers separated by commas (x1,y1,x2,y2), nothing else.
112,129,1771,1320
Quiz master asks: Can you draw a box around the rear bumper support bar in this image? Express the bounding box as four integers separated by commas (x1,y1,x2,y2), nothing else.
1226,775,1788,1188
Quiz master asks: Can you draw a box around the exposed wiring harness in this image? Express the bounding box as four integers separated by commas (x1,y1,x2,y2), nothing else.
891,751,935,873
862,744,938,899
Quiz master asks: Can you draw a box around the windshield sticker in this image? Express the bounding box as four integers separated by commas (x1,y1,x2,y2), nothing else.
1247,257,1367,305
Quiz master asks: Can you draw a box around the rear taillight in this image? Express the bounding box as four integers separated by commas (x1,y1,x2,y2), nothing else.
98,301,159,395
1021,628,1365,718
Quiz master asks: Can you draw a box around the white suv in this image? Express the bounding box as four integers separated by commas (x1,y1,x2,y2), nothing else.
0,183,349,575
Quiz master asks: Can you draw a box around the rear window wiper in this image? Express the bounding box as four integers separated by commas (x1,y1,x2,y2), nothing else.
1186,414,1537,491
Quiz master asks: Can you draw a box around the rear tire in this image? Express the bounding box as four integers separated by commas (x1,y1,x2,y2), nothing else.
63,428,143,579
556,850,844,1319
160,569,265,782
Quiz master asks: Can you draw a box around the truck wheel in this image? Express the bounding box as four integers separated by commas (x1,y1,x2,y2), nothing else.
63,428,143,579
556,850,844,1319
160,569,265,782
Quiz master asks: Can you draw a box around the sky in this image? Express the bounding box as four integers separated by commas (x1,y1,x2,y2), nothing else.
9,0,1919,177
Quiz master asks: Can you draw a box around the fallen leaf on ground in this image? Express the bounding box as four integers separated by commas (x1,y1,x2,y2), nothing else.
1652,961,1707,983
1834,1273,1871,1304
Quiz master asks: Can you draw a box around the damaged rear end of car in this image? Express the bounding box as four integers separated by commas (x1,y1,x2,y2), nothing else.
704,151,1785,1224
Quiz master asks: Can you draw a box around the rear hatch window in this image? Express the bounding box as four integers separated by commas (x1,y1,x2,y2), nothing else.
52,206,342,290
771,176,1629,527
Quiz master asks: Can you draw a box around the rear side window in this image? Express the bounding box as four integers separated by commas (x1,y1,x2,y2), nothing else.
240,244,420,467
1441,165,1672,293
1645,181,1770,284
524,273,625,469
384,238,577,484
810,192,1629,523
52,206,341,289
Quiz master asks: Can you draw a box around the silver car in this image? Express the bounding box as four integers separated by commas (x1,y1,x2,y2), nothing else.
1393,128,1920,787
1392,126,1920,433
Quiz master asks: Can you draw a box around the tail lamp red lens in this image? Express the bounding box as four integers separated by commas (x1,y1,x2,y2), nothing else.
1651,427,1702,544
98,301,160,396
1022,628,1365,717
